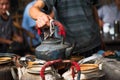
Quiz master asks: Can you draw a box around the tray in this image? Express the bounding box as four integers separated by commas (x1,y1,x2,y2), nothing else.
0,57,11,61
80,64,99,73
27,65,52,74
0,57,12,64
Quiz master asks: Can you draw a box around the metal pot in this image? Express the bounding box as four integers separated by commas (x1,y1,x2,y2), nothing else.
40,59,80,80
62,64,104,80
35,20,74,60
20,59,62,80
0,53,18,80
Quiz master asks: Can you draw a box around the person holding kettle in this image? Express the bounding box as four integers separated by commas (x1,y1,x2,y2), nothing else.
29,0,103,58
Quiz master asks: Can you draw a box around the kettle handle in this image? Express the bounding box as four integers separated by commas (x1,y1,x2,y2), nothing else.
40,59,62,80
71,62,81,80
40,59,81,80
49,19,66,38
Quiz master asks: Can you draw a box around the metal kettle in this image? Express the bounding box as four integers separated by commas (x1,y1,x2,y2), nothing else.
35,20,74,60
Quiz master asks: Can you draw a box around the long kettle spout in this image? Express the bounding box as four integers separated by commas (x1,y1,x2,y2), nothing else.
65,43,76,59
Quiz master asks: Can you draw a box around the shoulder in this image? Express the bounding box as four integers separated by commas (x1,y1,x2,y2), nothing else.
23,1,36,19
25,1,36,11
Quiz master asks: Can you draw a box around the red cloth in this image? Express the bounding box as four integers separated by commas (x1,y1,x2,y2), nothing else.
54,21,66,38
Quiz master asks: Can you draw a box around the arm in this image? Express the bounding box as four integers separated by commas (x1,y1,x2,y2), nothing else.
98,19,104,28
29,0,53,28
12,34,23,43
0,34,23,45
0,38,12,44
92,5,104,30
97,6,105,28
29,0,45,20
92,5,100,26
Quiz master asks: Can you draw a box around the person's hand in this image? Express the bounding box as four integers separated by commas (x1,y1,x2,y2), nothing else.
13,35,23,43
36,13,52,28
12,55,22,67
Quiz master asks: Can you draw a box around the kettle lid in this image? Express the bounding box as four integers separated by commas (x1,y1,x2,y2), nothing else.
42,38,61,44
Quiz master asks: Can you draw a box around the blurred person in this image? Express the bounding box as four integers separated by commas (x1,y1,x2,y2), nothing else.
22,0,42,48
29,0,103,58
0,0,26,56
22,0,55,48
98,0,120,28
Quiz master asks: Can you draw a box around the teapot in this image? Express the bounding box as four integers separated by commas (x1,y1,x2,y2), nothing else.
20,59,62,80
35,20,74,60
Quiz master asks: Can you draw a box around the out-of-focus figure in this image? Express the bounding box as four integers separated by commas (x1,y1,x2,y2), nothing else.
29,0,103,58
98,0,120,28
0,0,27,56
22,0,42,48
